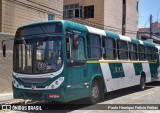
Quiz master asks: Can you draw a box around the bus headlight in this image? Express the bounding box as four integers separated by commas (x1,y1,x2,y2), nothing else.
48,77,64,89
13,78,21,88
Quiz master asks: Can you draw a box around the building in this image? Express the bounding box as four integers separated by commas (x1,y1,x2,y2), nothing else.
64,0,139,37
0,0,63,35
138,22,160,44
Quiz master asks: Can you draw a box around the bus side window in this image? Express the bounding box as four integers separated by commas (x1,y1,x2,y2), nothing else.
159,50,160,66
146,46,152,61
151,47,156,61
66,33,70,59
102,36,116,59
128,42,137,60
117,40,128,60
138,45,145,61
87,33,101,59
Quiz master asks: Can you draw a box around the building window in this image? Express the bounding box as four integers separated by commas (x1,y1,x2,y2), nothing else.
68,10,74,18
117,40,128,59
102,36,116,59
64,3,82,19
48,14,54,20
87,34,101,59
84,5,94,19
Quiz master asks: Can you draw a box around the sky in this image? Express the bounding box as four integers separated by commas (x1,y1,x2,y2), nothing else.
138,0,160,28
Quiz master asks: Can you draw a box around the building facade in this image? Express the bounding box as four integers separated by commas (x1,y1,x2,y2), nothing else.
0,0,63,35
64,0,139,37
138,22,160,44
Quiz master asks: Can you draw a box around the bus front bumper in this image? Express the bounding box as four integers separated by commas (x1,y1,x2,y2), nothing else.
13,86,67,103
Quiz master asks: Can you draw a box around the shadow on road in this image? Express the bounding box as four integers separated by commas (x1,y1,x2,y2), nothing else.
16,82,160,113
147,81,160,87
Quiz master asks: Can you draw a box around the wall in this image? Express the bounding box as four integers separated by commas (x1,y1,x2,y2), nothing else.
125,0,139,37
0,33,13,93
104,0,122,35
1,0,63,35
0,0,2,32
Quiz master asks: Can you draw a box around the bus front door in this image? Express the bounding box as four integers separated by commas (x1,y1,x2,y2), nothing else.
66,35,89,101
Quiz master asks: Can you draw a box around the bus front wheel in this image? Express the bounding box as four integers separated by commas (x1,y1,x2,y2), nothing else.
89,80,101,104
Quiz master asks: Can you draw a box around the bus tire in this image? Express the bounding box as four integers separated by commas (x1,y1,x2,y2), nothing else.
89,80,101,104
139,75,146,91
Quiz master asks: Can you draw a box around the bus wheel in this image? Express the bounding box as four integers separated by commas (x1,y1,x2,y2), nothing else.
89,80,101,104
139,76,146,90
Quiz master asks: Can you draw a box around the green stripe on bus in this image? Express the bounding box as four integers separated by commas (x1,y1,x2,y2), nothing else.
149,63,158,77
109,63,125,78
143,41,155,47
131,37,140,44
133,63,142,75
106,31,120,39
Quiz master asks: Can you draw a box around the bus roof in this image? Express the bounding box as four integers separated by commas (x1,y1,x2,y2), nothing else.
18,20,155,47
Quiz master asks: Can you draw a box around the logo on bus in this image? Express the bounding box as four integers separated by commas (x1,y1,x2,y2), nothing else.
114,67,124,73
31,85,36,90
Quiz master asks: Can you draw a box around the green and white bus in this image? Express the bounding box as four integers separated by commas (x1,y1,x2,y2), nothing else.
2,20,159,104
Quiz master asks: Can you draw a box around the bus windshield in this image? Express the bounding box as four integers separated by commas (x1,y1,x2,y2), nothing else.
13,35,63,74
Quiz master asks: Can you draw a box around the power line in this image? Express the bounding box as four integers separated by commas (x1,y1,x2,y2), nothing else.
142,17,150,28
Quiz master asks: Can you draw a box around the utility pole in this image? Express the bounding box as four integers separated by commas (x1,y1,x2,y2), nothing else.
122,0,126,35
150,15,152,39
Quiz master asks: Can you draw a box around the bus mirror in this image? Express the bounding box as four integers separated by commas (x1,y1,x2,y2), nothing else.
3,44,6,57
73,34,79,50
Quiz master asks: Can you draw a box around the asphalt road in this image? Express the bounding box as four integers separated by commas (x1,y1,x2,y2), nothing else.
1,82,160,113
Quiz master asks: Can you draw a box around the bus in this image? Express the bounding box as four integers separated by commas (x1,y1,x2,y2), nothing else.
154,45,160,81
2,20,159,104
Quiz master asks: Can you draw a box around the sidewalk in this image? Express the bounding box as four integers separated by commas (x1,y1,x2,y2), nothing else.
0,93,13,103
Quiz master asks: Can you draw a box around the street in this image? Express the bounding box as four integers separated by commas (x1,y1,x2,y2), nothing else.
1,82,160,113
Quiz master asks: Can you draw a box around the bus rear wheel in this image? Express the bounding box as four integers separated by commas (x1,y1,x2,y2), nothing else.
139,76,146,90
89,80,101,104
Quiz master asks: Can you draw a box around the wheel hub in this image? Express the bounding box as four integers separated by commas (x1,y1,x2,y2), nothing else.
92,85,99,98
